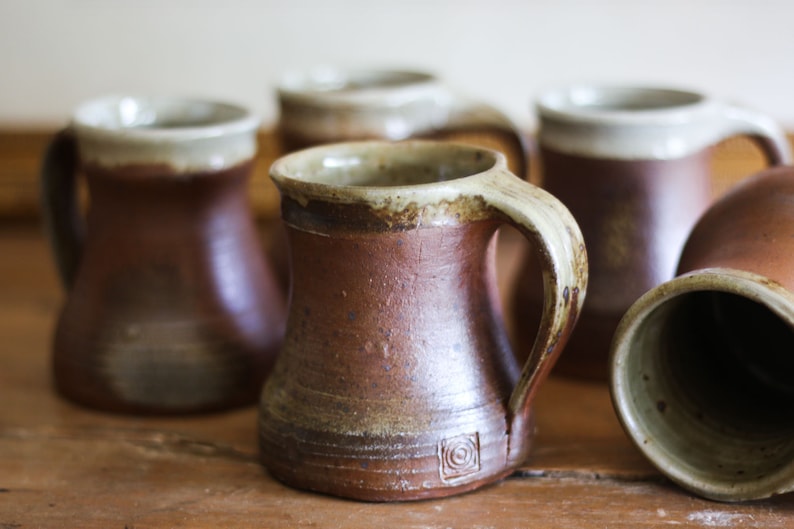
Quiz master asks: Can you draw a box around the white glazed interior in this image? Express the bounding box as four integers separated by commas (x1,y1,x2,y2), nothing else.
278,69,440,105
541,86,704,115
611,268,794,501
72,95,260,172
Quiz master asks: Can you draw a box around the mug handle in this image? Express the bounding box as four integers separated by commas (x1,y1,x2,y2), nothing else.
40,129,84,289
453,167,588,462
438,91,530,180
715,103,792,164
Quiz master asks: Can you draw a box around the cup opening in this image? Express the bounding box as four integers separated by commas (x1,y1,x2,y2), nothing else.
275,142,499,188
281,69,435,94
74,96,253,132
622,289,794,488
543,86,704,114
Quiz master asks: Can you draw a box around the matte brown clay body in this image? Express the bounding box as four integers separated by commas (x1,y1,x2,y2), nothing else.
678,166,794,278
513,147,711,379
52,162,285,413
262,213,523,500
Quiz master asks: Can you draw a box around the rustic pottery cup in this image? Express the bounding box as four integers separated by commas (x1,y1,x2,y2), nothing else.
258,140,587,501
41,95,286,414
276,68,528,176
512,85,791,380
611,165,794,502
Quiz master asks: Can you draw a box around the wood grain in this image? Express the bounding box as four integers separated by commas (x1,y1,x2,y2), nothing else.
1,222,793,527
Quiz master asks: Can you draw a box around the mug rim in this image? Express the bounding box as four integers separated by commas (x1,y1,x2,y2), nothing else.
71,95,261,142
537,84,713,125
277,68,442,107
611,266,794,501
270,140,506,205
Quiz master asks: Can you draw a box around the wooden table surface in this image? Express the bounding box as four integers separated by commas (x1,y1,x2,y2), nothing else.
1,220,793,528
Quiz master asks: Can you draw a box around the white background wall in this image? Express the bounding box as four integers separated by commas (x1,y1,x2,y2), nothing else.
2,0,793,130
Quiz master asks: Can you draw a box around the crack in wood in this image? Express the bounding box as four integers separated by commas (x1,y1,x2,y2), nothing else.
509,467,666,485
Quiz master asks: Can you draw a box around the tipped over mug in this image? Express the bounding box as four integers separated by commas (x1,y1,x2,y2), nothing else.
611,165,794,502
512,84,791,380
258,141,587,501
41,95,286,414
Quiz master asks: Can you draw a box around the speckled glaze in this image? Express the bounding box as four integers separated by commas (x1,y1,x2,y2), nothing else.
611,165,794,502
259,141,587,501
512,85,791,380
41,96,286,414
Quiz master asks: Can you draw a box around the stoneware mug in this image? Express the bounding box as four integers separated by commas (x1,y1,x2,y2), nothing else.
41,95,286,414
512,85,791,380
258,140,587,501
276,68,528,177
611,165,794,502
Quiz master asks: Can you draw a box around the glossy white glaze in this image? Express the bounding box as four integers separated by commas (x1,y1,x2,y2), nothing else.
537,85,790,161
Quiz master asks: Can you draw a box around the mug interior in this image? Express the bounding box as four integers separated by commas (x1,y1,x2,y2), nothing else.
542,86,704,114
619,288,794,495
280,69,435,94
74,96,253,131
274,141,498,188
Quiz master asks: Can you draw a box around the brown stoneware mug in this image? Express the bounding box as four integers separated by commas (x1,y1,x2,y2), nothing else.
512,85,791,380
611,165,794,502
41,95,286,414
258,140,587,501
276,68,528,176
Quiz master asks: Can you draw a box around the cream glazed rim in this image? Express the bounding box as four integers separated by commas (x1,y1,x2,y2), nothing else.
277,68,447,107
270,140,514,219
534,84,785,160
71,95,261,172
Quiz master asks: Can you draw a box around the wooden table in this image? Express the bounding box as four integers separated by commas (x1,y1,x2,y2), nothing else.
2,221,793,528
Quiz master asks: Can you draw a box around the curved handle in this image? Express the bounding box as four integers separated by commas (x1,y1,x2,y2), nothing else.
40,129,84,289
440,93,530,180
456,168,587,460
716,103,792,165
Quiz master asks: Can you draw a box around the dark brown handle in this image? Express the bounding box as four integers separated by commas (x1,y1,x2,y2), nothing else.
40,129,84,289
719,104,792,166
748,133,791,166
442,99,530,180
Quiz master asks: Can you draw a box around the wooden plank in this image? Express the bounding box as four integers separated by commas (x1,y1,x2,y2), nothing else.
1,223,793,527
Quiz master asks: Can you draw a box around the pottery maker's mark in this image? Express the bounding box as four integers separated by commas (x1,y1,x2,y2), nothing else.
439,432,480,481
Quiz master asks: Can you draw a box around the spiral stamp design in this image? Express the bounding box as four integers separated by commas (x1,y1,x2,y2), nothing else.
439,432,480,481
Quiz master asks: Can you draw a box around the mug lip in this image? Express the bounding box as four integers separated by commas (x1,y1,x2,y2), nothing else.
537,84,715,125
71,95,261,142
611,266,794,501
270,140,506,204
277,68,443,106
